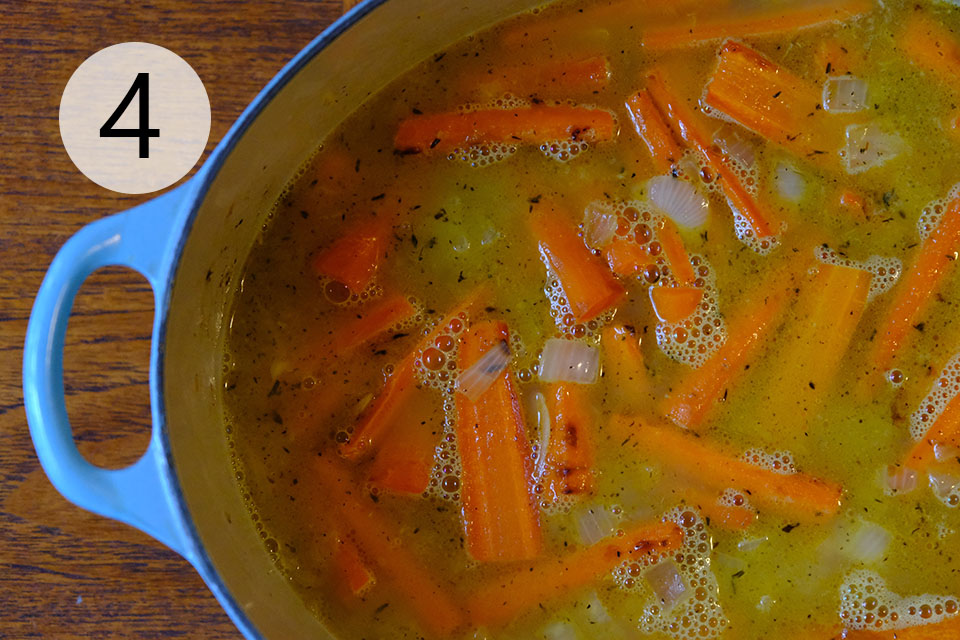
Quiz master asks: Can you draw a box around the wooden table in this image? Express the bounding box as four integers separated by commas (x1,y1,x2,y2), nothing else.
0,1,347,636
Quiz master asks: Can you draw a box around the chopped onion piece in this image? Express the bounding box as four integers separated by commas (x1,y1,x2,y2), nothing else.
539,339,600,384
934,442,960,462
841,124,902,174
885,465,918,494
643,560,690,611
928,470,960,498
823,75,868,113
737,536,768,552
583,203,618,248
847,521,891,564
531,391,551,480
774,162,806,203
713,125,756,168
542,622,579,640
756,595,775,613
648,175,710,229
456,340,510,401
575,504,619,545
582,591,613,625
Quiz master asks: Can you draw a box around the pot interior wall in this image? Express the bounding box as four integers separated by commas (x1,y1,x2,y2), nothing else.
162,0,541,637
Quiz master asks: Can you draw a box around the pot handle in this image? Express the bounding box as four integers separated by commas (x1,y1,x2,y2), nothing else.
23,184,194,559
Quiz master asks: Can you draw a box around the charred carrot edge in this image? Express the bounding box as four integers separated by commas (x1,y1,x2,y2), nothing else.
612,415,843,519
311,454,465,637
457,321,542,562
332,535,376,598
658,217,697,285
868,196,960,375
660,258,799,429
467,520,683,628
468,55,610,98
531,208,626,322
704,40,832,157
905,391,960,472
841,615,960,640
625,88,684,173
679,486,756,531
645,70,778,238
541,384,596,503
605,235,654,277
602,325,649,390
394,105,615,154
649,285,703,324
367,387,441,496
900,13,960,87
339,288,486,461
311,219,387,294
642,0,872,50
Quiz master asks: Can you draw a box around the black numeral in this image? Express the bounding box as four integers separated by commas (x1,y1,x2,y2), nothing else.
100,72,160,158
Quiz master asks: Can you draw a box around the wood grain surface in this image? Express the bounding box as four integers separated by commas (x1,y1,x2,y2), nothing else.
0,1,344,637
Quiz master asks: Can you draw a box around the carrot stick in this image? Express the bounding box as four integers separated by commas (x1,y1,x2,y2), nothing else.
900,13,960,88
905,388,960,472
649,285,703,323
311,454,465,636
646,70,778,239
838,189,869,220
867,196,960,375
612,415,843,519
658,217,697,285
602,325,649,390
456,321,542,562
604,235,654,277
332,535,376,599
531,207,626,322
660,259,799,429
339,290,484,461
541,384,596,503
704,40,837,158
641,0,872,50
367,387,442,496
394,105,615,155
842,616,960,640
625,88,684,173
467,520,683,628
311,219,388,294
678,486,756,531
466,56,609,100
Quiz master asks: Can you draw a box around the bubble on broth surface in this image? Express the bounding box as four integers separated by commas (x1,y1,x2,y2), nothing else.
740,448,797,475
654,259,726,369
427,394,464,503
543,265,611,340
540,138,591,162
449,142,517,167
630,507,728,640
917,183,960,241
814,245,902,302
908,352,960,441
730,203,781,255
839,570,960,631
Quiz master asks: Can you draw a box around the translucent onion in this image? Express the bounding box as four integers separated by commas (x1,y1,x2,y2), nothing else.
643,560,689,611
456,340,510,402
737,536,768,552
539,339,600,384
841,124,902,174
583,203,618,248
531,391,551,481
885,465,918,494
774,162,806,203
648,175,710,229
847,521,891,564
713,125,756,168
928,470,960,498
575,505,618,545
823,75,868,113
542,622,579,640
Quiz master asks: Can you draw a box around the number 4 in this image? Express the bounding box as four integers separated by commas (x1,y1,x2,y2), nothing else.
100,72,160,158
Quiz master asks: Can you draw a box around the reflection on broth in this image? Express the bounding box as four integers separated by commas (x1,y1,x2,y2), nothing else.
224,0,960,638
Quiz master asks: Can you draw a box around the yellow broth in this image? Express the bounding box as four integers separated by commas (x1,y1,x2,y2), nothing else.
223,1,960,638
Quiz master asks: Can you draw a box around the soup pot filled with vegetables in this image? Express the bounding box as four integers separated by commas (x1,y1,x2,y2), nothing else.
25,0,960,639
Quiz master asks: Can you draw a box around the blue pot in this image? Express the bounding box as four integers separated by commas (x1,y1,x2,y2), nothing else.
22,1,538,637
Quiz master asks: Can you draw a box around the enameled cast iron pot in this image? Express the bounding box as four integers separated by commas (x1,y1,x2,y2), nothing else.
22,1,543,637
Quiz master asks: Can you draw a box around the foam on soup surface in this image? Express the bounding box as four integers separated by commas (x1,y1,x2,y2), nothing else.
223,1,960,638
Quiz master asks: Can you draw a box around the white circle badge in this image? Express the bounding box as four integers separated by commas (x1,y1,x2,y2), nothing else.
59,42,211,195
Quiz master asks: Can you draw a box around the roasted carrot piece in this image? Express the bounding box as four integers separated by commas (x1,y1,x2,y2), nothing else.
311,454,465,636
867,195,960,375
332,535,376,599
660,260,798,429
646,70,778,239
541,384,596,503
838,189,869,220
658,217,697,285
457,320,541,562
641,0,872,50
842,615,960,640
367,387,441,496
625,88,684,173
604,235,654,277
467,520,683,628
678,486,757,531
900,13,960,88
649,285,703,323
339,290,484,461
531,208,626,322
394,105,615,155
612,415,843,519
311,219,388,294
467,55,609,99
704,40,836,157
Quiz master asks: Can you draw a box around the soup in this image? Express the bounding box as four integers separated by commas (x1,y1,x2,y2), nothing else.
222,1,960,638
